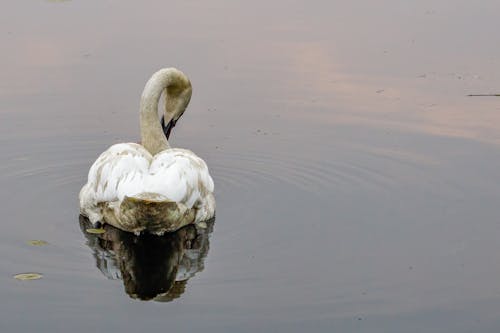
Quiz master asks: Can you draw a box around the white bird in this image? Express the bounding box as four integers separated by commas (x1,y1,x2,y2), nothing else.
79,68,215,235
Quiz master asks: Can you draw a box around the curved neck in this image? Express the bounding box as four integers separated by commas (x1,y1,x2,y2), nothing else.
140,68,191,155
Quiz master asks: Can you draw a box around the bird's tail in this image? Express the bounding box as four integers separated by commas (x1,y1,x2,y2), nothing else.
104,192,195,235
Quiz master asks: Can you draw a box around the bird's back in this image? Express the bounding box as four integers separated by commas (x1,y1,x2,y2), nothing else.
79,143,215,233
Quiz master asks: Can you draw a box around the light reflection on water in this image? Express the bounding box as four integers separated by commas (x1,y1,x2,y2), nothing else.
1,0,500,332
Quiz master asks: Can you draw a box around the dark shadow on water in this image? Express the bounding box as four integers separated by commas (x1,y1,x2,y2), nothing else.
79,216,214,302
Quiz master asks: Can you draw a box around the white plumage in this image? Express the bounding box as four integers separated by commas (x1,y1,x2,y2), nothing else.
79,143,215,222
79,68,215,234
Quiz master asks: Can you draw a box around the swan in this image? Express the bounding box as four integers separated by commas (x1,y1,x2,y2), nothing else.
79,68,215,235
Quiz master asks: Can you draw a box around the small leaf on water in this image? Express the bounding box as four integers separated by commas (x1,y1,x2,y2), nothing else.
86,228,106,234
14,273,43,281
27,240,49,246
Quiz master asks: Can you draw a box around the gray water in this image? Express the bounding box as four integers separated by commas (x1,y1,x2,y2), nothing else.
1,1,500,332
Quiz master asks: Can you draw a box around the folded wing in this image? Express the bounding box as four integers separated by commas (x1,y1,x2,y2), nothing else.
79,143,215,224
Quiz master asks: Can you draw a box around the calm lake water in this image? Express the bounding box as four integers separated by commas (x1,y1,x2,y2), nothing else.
1,1,500,332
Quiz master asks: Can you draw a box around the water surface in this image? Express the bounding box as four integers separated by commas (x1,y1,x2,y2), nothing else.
1,1,500,332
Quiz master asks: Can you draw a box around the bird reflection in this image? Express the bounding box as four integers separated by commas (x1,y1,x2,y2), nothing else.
79,216,214,302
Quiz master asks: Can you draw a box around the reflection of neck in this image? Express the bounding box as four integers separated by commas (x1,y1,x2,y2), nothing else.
120,233,181,301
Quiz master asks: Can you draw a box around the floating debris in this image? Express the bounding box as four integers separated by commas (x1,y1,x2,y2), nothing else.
27,240,49,246
86,228,106,234
13,273,43,281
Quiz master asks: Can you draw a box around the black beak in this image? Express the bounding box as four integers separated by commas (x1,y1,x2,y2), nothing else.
161,116,176,139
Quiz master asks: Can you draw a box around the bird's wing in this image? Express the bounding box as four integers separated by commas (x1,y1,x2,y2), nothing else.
147,148,214,208
80,145,214,223
79,143,152,222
